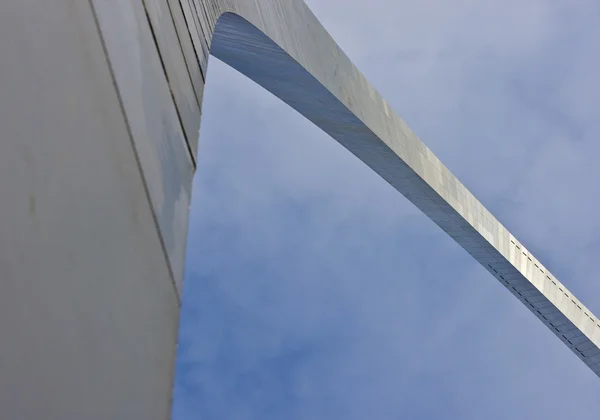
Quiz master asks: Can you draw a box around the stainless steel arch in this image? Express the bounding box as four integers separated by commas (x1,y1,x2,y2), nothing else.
0,0,598,418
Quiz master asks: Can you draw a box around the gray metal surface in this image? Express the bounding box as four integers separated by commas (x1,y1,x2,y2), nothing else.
0,1,180,419
0,0,597,419
204,0,600,376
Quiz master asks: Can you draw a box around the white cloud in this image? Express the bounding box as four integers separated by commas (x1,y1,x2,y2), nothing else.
174,1,600,418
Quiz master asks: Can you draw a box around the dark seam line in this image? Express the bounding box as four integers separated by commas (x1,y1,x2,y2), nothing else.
187,0,207,54
189,0,213,69
88,0,181,306
141,0,197,168
167,0,203,107
166,0,205,161
200,0,219,51
188,0,207,45
180,0,207,82
200,0,215,26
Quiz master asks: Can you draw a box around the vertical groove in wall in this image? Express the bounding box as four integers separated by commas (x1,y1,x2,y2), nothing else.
141,2,196,168
86,0,181,304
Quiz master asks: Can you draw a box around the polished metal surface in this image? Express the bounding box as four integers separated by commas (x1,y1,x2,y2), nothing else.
0,0,598,418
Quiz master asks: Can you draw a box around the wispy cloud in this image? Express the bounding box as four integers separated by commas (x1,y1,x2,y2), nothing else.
173,1,600,418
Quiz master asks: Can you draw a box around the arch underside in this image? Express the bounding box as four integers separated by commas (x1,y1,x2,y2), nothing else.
0,0,598,419
186,1,600,374
97,0,600,379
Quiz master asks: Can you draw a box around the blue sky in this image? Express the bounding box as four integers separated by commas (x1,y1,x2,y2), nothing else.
173,1,600,418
